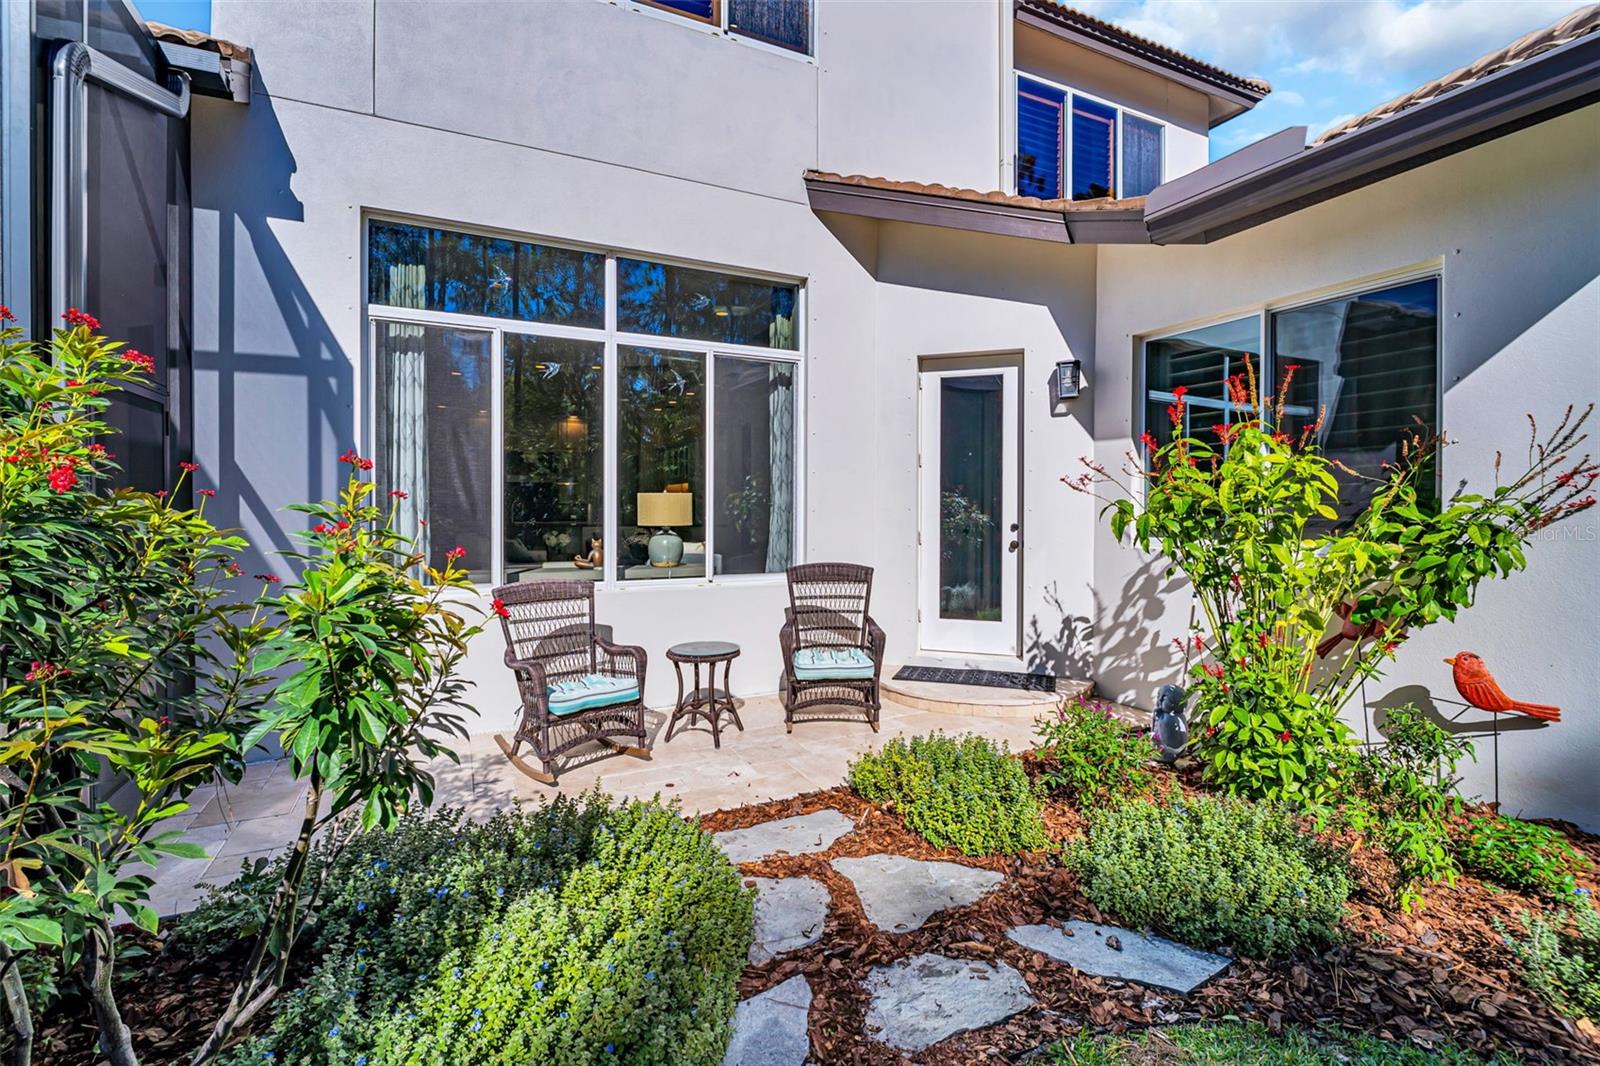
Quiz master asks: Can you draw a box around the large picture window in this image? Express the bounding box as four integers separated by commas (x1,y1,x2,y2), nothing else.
369,219,802,587
1142,276,1440,524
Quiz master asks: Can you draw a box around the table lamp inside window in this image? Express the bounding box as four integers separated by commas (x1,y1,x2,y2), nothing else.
637,490,694,567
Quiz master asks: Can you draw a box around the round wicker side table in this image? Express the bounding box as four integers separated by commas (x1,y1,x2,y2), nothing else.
665,641,743,748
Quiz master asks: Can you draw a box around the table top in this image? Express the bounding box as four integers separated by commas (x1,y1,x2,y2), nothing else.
667,640,741,660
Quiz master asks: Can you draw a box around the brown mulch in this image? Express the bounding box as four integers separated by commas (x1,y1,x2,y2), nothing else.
27,782,1600,1065
699,786,1600,1065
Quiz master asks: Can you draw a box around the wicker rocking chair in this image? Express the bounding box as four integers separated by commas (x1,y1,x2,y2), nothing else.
779,562,885,732
493,580,649,785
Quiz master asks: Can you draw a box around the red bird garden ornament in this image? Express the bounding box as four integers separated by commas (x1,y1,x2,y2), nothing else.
1444,652,1561,723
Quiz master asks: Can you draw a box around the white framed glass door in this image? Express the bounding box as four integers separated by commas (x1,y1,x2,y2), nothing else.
918,365,1019,656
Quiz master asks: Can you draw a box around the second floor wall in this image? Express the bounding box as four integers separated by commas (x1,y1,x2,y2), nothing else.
212,0,1228,204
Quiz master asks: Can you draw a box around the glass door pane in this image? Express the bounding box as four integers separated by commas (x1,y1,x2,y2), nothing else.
939,375,1004,621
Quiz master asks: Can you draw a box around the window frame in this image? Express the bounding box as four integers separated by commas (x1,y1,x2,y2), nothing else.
1012,70,1167,200
1136,265,1445,494
617,0,816,61
363,213,806,593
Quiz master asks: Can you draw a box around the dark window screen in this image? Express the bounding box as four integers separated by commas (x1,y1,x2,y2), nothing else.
1071,95,1117,200
1017,77,1065,200
728,0,810,53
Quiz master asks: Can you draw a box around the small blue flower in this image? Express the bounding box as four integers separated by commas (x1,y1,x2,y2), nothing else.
541,961,550,971
607,963,616,972
473,1008,484,1016
356,1058,368,1066
453,968,463,978
646,971,656,981
356,901,367,912
534,980,545,991
605,1045,615,1055
472,1021,483,1032
328,1026,341,1038
261,1054,275,1062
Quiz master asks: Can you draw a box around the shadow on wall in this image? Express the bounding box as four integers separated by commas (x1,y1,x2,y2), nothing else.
1026,555,1186,707
191,86,351,584
1369,683,1551,743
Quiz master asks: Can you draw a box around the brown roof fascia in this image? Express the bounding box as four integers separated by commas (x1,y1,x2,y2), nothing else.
1014,0,1268,128
1145,31,1600,245
802,173,1151,244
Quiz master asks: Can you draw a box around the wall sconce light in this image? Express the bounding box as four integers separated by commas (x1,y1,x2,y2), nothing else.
1049,359,1082,415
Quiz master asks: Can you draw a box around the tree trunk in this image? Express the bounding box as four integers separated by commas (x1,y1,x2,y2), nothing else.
189,777,322,1066
1,948,34,1066
87,926,138,1066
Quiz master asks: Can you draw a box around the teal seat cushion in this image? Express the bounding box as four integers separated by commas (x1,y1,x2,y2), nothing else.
547,673,640,716
792,646,875,681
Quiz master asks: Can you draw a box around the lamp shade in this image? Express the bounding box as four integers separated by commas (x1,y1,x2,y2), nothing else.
637,491,692,527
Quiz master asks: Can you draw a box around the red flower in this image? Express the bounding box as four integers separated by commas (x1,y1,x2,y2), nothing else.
312,522,333,535
1192,634,1205,651
179,461,200,473
1172,385,1189,399
446,545,467,561
1139,431,1159,453
339,448,375,471
87,443,108,459
1202,661,1225,679
1257,630,1270,648
25,661,66,683
47,462,78,493
389,489,409,499
155,490,168,499
1205,725,1219,738
62,308,100,331
197,488,216,498
123,350,155,373
491,597,510,618
0,305,14,322
65,379,81,388
254,573,280,584
1278,730,1293,743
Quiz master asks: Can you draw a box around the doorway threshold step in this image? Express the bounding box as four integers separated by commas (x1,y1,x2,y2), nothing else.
882,667,1091,718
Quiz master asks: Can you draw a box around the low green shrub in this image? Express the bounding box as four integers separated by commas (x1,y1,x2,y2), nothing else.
1033,695,1154,807
1338,704,1474,910
848,732,1049,856
1455,815,1590,899
184,793,753,1065
1070,793,1349,958
1497,904,1600,1021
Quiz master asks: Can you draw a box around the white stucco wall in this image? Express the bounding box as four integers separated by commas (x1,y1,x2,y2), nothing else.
1091,110,1600,827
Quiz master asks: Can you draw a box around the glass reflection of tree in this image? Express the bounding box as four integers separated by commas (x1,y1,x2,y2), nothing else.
504,339,603,565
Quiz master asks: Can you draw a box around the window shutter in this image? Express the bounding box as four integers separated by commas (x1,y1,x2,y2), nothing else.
1016,77,1065,199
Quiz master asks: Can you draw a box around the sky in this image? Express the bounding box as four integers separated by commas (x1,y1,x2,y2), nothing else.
135,0,1589,160
1072,0,1593,158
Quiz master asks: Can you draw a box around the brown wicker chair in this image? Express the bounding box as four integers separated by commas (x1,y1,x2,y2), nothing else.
492,580,649,785
780,562,885,732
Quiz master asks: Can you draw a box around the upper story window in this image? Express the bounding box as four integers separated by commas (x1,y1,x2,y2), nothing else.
635,0,813,56
1016,74,1166,201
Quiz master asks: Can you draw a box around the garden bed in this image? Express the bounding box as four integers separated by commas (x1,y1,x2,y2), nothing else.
701,778,1600,1064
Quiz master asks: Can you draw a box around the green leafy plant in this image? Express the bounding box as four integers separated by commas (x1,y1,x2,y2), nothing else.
1497,904,1600,1021
1045,1019,1524,1064
192,457,485,1064
1033,695,1154,807
1455,815,1590,899
191,796,753,1066
849,733,1049,856
1,307,272,1066
1339,704,1475,909
1069,365,1595,807
1070,793,1350,958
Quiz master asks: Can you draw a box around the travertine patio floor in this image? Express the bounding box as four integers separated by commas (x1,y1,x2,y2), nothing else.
145,692,1040,917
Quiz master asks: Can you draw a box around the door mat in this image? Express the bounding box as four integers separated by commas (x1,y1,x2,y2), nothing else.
891,666,1057,692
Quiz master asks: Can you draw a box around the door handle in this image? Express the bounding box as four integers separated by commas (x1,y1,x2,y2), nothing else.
1008,539,1020,553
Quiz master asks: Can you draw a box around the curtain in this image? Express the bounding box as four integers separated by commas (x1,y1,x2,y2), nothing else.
766,365,794,572
383,260,431,566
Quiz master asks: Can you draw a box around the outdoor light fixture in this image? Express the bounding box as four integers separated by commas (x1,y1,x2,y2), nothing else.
1049,358,1083,415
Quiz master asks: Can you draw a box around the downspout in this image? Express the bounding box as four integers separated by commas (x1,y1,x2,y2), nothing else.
998,0,1016,192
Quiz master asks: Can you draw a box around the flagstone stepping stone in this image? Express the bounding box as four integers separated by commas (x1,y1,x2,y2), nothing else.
713,809,854,865
863,952,1034,1051
1007,921,1231,994
832,854,1003,933
721,974,812,1066
749,876,829,963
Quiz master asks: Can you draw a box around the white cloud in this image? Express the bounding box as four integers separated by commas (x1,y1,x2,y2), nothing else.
1273,89,1307,107
1089,0,1585,87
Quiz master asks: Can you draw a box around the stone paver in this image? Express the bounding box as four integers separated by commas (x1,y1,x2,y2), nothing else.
1007,921,1230,994
863,952,1034,1051
721,974,812,1066
714,809,855,865
749,877,830,963
832,854,1003,933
